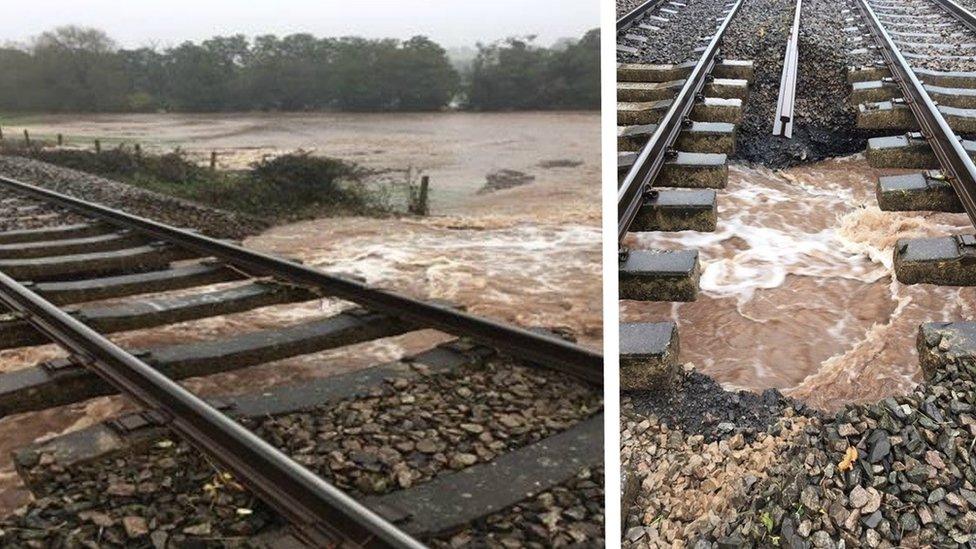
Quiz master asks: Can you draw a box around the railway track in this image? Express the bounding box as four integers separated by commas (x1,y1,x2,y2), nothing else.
0,175,603,546
616,0,755,391
619,0,976,545
848,0,976,359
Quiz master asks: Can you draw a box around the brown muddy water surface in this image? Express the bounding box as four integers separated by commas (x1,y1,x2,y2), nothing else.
6,112,600,213
622,155,975,412
0,112,601,514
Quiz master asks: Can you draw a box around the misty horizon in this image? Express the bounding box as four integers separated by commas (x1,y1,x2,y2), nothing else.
0,0,598,50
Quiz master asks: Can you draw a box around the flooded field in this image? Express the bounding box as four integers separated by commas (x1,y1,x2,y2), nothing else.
3,112,600,214
623,155,974,411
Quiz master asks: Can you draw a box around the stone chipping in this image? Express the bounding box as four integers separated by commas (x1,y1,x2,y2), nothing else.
5,360,601,547
623,350,976,547
619,0,652,18
617,0,730,65
870,0,976,72
722,0,880,166
243,359,601,496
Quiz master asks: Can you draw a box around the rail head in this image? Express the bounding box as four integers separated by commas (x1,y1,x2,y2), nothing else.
855,0,976,229
0,270,424,549
0,175,603,386
773,0,802,138
617,0,745,244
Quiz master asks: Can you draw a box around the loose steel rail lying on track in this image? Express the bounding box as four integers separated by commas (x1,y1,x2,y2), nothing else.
773,0,802,138
617,0,745,243
0,270,422,549
855,0,976,229
0,176,602,385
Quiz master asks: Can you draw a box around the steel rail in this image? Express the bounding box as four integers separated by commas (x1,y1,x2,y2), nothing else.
617,0,670,32
0,270,424,549
855,0,976,228
0,176,602,385
773,0,802,138
617,0,745,243
930,0,976,34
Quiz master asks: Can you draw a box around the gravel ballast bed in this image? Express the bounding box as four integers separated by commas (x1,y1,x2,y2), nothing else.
243,359,601,496
618,0,651,18
0,156,267,240
618,0,880,167
617,0,732,64
873,0,976,73
0,197,87,232
623,357,976,547
5,360,600,546
722,0,879,166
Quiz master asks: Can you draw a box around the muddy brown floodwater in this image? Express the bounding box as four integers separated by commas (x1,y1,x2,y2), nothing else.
6,112,600,213
0,112,601,514
622,155,975,412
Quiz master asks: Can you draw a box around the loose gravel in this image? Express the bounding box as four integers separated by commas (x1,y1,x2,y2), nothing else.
871,0,976,72
618,0,881,167
618,0,651,18
623,355,976,547
244,359,601,496
0,156,267,240
5,360,601,546
617,0,728,64
0,197,86,232
3,441,277,547
723,0,880,166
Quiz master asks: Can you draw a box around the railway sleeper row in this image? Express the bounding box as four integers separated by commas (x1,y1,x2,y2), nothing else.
848,59,976,288
10,339,604,542
0,186,604,544
617,24,754,392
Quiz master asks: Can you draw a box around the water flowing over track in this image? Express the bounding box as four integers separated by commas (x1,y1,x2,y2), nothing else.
620,0,976,545
0,175,603,546
616,0,756,391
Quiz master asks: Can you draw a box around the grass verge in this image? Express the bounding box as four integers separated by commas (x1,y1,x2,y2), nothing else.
0,144,394,223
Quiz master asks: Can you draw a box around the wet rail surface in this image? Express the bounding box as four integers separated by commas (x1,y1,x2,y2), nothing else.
0,176,604,546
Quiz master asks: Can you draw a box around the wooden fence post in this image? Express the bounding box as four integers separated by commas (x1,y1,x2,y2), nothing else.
57,134,63,146
94,139,101,154
23,130,30,148
418,175,430,216
210,151,218,171
410,175,430,216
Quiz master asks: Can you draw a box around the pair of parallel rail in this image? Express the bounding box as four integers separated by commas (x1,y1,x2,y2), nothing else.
616,0,976,385
0,176,603,547
855,0,976,229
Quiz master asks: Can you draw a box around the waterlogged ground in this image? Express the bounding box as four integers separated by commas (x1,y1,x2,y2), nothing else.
0,112,602,513
622,155,975,412
3,112,600,213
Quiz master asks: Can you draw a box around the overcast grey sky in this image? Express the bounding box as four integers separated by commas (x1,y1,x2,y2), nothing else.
1,1,599,49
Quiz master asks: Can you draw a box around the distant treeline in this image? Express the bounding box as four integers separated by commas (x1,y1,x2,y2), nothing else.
0,26,598,113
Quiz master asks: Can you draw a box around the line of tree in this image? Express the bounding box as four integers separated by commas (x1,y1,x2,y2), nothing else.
0,26,598,113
